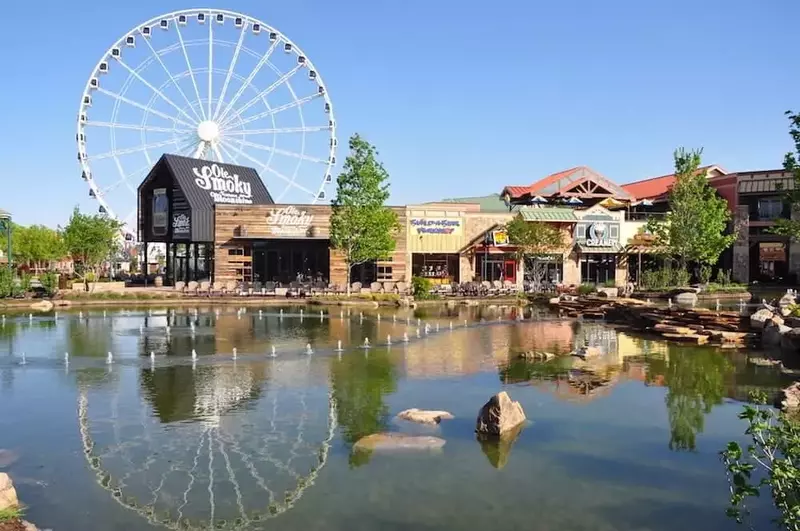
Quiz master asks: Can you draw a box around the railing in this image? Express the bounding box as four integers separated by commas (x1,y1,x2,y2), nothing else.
625,212,666,221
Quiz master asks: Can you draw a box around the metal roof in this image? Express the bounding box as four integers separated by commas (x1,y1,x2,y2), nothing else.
0,208,10,219
433,194,518,213
519,207,578,221
576,243,622,254
738,177,795,194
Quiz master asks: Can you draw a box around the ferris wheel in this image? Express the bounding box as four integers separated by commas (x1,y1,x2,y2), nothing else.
76,8,337,236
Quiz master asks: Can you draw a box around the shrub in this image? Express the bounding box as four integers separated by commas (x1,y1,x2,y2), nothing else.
577,283,595,295
411,276,436,300
602,279,616,288
698,264,712,284
715,268,732,286
671,268,690,287
40,271,58,296
0,268,12,298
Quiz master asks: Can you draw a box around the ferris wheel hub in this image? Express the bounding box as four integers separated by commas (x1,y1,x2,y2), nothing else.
197,120,220,142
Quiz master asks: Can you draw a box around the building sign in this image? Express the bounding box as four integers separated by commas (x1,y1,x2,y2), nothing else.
410,218,462,235
760,242,786,261
172,212,191,239
193,163,253,204
491,229,509,246
152,188,168,236
576,221,619,247
265,205,314,236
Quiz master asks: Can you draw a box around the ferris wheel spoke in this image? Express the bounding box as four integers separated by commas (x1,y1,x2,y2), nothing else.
211,143,225,162
85,121,193,135
96,88,196,129
90,137,193,161
222,139,316,197
221,125,330,136
218,64,303,130
139,31,204,123
213,20,248,121
229,93,323,129
217,142,241,165
114,58,199,126
174,21,207,121
216,40,281,124
193,141,209,159
207,14,214,118
227,137,328,164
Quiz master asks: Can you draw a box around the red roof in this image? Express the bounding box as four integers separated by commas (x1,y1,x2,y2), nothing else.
502,166,586,199
622,165,727,201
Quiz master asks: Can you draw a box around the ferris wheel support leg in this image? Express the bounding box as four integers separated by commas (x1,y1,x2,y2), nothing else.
193,141,207,159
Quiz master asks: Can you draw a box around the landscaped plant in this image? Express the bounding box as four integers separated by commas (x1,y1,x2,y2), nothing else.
40,271,58,296
0,268,12,298
721,391,800,530
699,264,713,284
577,283,595,295
715,268,732,286
504,214,564,291
411,276,437,300
671,268,690,287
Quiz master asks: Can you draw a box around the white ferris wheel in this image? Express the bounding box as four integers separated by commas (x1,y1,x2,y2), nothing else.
76,8,337,238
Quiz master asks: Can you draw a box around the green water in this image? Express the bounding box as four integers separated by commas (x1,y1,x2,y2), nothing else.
0,305,788,530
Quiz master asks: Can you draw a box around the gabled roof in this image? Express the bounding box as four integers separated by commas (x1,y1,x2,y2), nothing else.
502,166,633,201
622,165,727,201
0,208,10,219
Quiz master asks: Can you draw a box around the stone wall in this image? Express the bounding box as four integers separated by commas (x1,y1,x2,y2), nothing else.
732,205,750,283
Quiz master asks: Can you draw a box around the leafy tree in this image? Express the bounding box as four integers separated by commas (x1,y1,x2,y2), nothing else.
769,111,800,239
62,207,123,289
13,224,66,272
330,134,400,293
505,214,565,289
647,148,735,270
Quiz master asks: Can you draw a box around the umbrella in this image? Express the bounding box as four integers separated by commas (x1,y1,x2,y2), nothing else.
641,199,653,206
567,197,583,205
531,195,548,204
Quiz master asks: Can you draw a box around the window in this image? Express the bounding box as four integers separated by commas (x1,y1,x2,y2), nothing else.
377,265,393,281
609,225,619,240
576,225,587,239
227,248,244,256
758,198,784,220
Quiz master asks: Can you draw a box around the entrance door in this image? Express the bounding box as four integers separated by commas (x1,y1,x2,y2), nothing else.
504,260,516,283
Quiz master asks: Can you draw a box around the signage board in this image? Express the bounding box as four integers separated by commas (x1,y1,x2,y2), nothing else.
491,229,509,246
152,188,168,236
265,205,314,236
581,222,619,247
410,218,462,235
193,163,253,204
172,212,191,239
760,242,786,261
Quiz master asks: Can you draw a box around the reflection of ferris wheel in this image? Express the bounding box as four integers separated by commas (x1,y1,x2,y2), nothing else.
76,8,337,233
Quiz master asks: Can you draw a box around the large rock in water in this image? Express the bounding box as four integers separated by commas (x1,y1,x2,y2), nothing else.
475,392,526,435
778,382,800,411
353,433,446,452
781,328,800,353
751,308,775,330
395,408,454,424
763,319,792,348
674,292,698,306
0,472,19,512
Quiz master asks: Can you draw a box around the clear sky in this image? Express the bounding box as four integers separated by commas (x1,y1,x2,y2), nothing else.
1,0,798,227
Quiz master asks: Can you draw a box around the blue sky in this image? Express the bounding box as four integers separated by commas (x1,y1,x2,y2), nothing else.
1,0,798,227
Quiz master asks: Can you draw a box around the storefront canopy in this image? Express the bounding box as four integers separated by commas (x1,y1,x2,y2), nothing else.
576,242,622,254
138,154,274,242
518,206,578,222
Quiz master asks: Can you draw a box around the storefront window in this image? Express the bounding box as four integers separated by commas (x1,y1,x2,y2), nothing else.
525,256,563,288
475,253,516,283
580,254,617,284
412,254,459,283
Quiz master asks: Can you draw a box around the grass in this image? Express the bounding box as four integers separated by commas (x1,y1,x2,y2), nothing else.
702,283,748,294
0,506,23,522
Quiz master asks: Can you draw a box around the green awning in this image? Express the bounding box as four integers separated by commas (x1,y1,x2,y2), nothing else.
519,207,577,222
577,243,622,254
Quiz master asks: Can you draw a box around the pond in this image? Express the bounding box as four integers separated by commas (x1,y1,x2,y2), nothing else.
0,304,788,530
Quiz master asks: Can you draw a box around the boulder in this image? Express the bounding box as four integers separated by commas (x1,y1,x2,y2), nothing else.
29,300,53,312
762,320,792,348
0,472,19,512
572,346,602,359
353,433,446,452
395,408,454,425
475,391,526,435
779,293,796,309
750,308,775,330
596,287,618,299
778,382,800,411
518,351,555,361
781,328,800,353
674,292,698,306
747,357,783,368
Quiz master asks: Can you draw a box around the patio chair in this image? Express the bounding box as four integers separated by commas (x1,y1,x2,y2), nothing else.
395,281,407,295
251,281,264,296
224,280,237,295
238,282,251,296
212,281,225,296
263,281,277,296
493,280,508,296
186,281,199,296
198,280,211,297
504,280,518,294
370,282,382,294
174,281,186,294
482,281,496,296
382,282,396,294
350,282,362,294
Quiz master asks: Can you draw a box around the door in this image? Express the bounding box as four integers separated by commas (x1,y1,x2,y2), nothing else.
504,260,516,283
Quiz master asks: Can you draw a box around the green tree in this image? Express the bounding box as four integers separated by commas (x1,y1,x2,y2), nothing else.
13,224,66,272
62,207,123,289
330,134,400,293
769,111,800,239
505,214,564,289
647,148,735,270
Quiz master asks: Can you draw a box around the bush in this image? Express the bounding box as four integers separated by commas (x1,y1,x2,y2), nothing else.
715,268,732,286
40,271,58,296
577,283,595,295
0,268,12,298
698,264,712,284
602,279,616,288
671,268,690,287
411,276,436,300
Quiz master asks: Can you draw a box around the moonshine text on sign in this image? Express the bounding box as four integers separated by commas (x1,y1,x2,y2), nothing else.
410,218,461,235
265,206,314,236
193,163,253,204
172,213,191,238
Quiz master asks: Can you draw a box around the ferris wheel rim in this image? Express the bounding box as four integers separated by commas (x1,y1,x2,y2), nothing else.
76,7,338,233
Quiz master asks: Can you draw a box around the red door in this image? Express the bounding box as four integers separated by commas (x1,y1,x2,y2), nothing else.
504,260,516,283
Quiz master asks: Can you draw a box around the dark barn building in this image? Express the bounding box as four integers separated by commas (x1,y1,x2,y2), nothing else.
138,154,274,285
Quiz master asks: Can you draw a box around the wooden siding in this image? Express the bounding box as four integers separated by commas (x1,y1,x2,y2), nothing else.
214,204,407,285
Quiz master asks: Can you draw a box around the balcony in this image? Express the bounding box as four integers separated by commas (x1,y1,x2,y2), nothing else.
625,212,666,222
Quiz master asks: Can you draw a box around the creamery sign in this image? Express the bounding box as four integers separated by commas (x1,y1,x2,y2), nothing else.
265,206,314,236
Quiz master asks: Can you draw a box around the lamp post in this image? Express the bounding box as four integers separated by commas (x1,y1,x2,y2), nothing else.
0,209,11,270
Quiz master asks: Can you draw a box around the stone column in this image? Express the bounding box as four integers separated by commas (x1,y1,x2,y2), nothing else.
732,205,750,283
563,249,580,285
